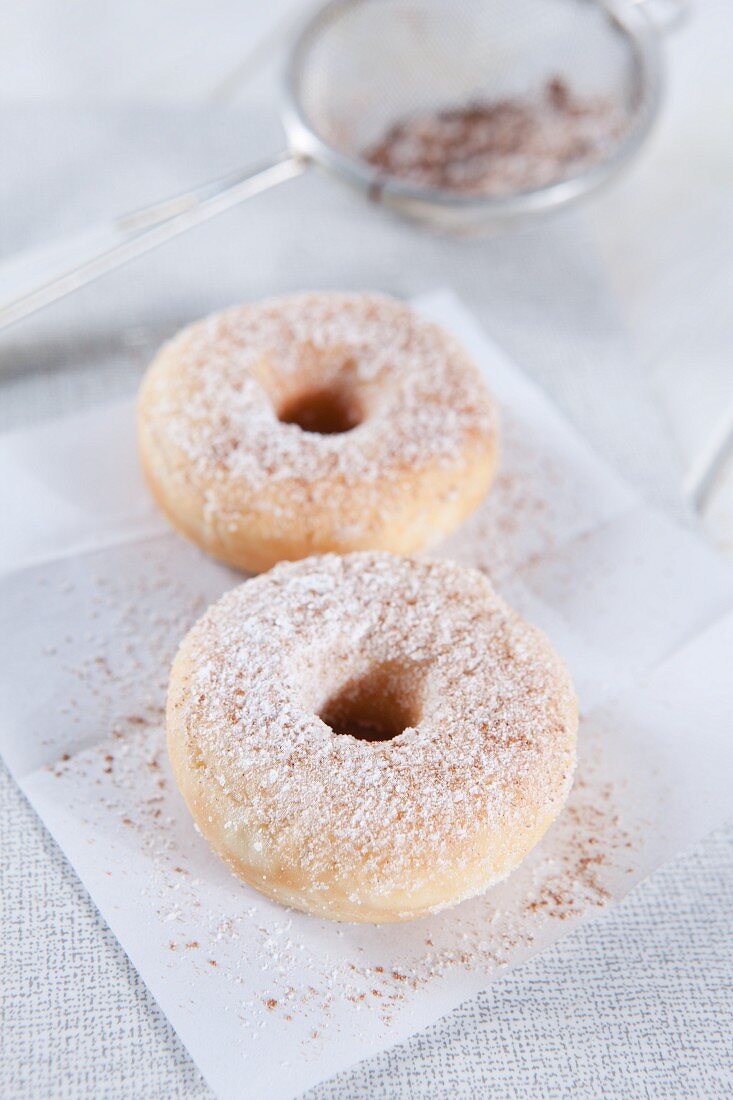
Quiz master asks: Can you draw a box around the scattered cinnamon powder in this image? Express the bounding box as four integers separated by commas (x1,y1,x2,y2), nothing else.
365,77,628,197
47,706,637,1039
34,440,640,1048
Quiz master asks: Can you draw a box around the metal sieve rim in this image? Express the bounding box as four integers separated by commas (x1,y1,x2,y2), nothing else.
281,0,664,221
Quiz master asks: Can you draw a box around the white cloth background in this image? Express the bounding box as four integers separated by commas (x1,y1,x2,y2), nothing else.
2,2,732,1097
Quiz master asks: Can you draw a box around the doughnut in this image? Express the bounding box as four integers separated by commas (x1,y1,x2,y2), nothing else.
138,292,498,573
167,552,577,923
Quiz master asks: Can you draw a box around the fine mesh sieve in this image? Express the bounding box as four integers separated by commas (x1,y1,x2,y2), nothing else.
284,0,663,228
0,0,681,332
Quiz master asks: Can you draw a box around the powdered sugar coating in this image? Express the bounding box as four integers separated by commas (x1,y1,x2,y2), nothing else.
167,552,577,920
141,292,496,497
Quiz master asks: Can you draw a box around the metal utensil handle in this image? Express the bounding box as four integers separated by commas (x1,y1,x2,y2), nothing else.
0,152,305,335
630,0,689,33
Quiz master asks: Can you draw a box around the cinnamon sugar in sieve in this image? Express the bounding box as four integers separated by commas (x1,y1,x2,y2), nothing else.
365,77,629,197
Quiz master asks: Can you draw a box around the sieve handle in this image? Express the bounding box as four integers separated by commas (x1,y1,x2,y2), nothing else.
0,152,306,336
630,0,689,34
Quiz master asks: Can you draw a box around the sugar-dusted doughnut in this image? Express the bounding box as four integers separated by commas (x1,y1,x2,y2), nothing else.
167,552,577,923
138,293,498,572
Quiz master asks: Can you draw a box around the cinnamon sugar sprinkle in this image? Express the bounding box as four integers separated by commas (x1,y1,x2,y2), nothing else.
38,532,640,1050
49,713,635,1040
365,78,628,197
140,293,496,531
170,552,576,913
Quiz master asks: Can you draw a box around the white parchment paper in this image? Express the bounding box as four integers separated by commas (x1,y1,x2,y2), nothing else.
1,292,732,1100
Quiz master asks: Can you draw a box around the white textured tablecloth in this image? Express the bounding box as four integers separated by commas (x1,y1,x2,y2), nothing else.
2,4,733,1095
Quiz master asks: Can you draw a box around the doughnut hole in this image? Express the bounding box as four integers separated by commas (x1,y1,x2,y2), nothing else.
258,349,367,435
278,382,363,435
318,660,424,743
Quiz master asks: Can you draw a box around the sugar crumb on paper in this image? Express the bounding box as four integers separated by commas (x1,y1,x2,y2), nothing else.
48,715,638,1043
37,508,640,1050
